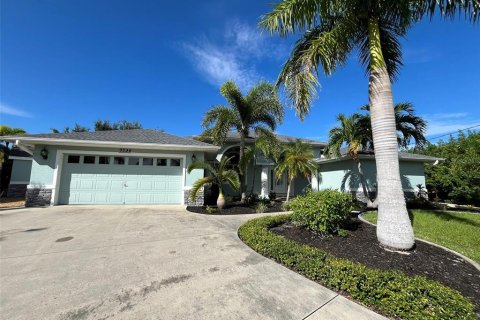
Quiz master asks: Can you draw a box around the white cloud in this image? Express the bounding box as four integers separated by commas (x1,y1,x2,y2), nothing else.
183,42,258,89
0,103,33,118
423,112,480,137
181,20,287,90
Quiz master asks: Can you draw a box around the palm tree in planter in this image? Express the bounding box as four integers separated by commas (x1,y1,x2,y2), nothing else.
324,114,376,207
187,155,240,210
359,103,427,150
261,0,478,250
275,139,317,202
201,81,284,203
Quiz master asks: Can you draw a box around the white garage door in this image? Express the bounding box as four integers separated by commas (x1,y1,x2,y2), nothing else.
58,154,184,204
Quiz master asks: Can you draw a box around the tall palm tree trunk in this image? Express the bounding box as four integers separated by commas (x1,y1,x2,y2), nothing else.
368,19,414,250
239,133,247,203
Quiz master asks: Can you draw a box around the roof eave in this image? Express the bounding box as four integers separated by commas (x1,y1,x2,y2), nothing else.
2,136,220,152
317,154,444,164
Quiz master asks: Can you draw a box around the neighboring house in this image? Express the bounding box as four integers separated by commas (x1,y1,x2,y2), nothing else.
6,147,33,197
2,129,441,207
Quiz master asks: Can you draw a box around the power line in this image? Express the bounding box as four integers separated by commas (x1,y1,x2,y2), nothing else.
404,123,480,148
427,123,480,141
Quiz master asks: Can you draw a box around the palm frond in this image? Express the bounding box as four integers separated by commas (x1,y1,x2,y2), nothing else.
221,169,240,191
187,161,216,176
415,0,480,22
189,177,214,201
201,106,238,145
277,17,357,119
259,0,324,36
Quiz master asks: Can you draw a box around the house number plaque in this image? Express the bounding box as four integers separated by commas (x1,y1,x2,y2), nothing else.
119,148,132,153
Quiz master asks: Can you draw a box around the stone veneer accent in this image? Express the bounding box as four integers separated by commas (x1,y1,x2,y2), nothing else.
184,189,204,206
7,184,28,198
26,188,52,207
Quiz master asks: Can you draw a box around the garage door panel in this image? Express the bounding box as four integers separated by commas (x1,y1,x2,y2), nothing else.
59,155,184,205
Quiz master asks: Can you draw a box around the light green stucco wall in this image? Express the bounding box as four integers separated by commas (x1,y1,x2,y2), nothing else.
217,141,322,197
10,159,32,182
318,159,426,192
28,144,205,188
30,146,57,186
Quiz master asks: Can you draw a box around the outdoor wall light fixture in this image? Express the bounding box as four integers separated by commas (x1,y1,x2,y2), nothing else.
40,147,49,160
191,154,196,162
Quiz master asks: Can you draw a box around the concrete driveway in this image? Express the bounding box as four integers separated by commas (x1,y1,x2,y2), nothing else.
0,206,385,320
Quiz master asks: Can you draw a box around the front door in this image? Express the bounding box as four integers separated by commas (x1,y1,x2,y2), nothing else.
270,169,287,194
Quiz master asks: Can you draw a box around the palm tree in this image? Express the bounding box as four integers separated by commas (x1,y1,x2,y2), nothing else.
359,103,427,150
187,155,240,209
275,139,317,202
260,0,478,250
0,125,26,193
324,114,376,207
201,80,284,202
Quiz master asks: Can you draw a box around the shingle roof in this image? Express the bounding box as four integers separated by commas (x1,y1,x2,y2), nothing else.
319,148,443,163
4,129,216,148
199,131,326,146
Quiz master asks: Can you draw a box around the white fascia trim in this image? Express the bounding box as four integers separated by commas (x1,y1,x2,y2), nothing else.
7,137,219,152
9,156,33,161
317,155,441,164
9,181,30,184
14,140,34,155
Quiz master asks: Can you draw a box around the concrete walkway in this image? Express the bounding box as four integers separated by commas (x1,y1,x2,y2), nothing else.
0,205,386,320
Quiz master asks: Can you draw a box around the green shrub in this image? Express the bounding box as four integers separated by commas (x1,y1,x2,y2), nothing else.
205,206,217,214
289,189,354,234
238,215,475,320
255,202,268,213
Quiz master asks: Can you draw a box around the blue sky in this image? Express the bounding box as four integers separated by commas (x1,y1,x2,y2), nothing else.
1,0,479,143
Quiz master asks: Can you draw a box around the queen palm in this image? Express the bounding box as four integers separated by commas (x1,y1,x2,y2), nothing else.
359,103,427,150
275,139,317,202
187,155,240,209
201,80,284,202
261,0,478,250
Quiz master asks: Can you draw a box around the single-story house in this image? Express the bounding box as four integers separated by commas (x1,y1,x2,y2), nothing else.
2,129,441,207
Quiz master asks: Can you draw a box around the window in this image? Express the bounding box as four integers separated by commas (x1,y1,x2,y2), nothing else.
128,157,140,165
67,155,80,164
143,157,153,166
99,156,110,165
114,157,125,165
83,156,95,164
170,158,181,167
157,158,167,166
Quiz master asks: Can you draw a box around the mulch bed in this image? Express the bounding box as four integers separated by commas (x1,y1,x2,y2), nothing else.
187,201,285,215
271,217,480,315
0,198,25,209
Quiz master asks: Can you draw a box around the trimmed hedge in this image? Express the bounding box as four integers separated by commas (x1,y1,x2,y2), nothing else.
238,214,475,320
289,190,353,233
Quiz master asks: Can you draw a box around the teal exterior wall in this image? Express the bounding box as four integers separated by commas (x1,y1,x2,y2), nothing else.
10,159,32,182
28,144,205,188
318,158,426,192
217,141,323,197
30,146,57,186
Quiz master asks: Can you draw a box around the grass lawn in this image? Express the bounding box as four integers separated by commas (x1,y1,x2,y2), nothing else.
362,210,480,264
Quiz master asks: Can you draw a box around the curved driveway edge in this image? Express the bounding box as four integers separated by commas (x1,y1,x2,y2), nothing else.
1,205,385,320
